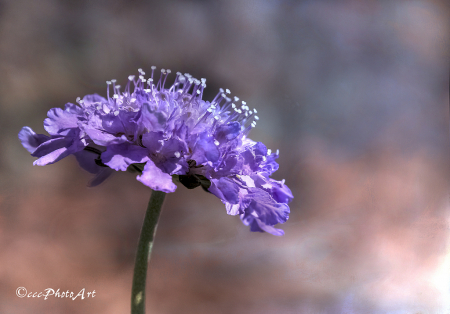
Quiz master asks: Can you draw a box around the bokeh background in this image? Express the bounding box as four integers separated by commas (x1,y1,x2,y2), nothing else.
0,0,449,313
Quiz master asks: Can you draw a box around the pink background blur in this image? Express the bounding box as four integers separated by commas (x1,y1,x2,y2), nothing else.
0,0,449,313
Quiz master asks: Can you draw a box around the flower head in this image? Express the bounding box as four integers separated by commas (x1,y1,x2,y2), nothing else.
19,67,293,235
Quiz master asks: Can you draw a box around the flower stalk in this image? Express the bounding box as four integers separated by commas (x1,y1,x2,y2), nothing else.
131,190,166,314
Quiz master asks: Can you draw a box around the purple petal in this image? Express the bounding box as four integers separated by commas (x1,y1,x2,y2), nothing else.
271,181,294,204
191,132,220,164
240,214,285,236
214,122,241,143
102,111,138,136
74,148,113,186
82,94,107,107
32,137,72,158
141,132,164,152
44,106,80,136
253,142,268,156
209,177,240,204
244,188,290,226
225,203,241,215
136,160,177,193
74,150,102,174
88,168,114,187
18,127,50,153
83,127,127,146
156,137,189,174
34,147,71,166
102,143,149,171
135,102,167,133
31,134,85,166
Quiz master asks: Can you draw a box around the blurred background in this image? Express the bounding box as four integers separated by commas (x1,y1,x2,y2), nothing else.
0,0,449,313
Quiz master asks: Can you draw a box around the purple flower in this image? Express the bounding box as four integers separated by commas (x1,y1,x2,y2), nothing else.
19,67,293,235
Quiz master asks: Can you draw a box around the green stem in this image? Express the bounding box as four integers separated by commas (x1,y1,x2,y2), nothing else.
131,190,166,314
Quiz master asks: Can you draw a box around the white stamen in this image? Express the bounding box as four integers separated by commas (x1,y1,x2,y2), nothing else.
234,96,239,101
106,81,112,85
151,66,156,70
139,75,145,81
115,85,121,89
219,88,224,93
254,116,259,121
267,149,272,155
166,69,171,74
197,90,201,94
161,68,166,73
276,149,279,155
253,108,257,113
174,151,181,158
225,89,231,94
262,156,267,161
76,97,81,103
231,103,236,109
111,79,117,83
128,75,135,81
113,94,119,99
242,101,247,105
114,110,119,116
214,115,220,120
281,179,285,185
214,140,220,146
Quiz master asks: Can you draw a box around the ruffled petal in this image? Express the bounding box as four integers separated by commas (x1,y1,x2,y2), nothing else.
102,143,149,171
241,214,285,236
18,127,50,153
191,132,220,164
135,102,167,134
271,180,294,204
136,160,177,193
243,188,290,226
82,94,107,107
209,177,240,205
44,105,80,136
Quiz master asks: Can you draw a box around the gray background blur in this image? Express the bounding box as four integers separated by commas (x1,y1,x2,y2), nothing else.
0,0,449,313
